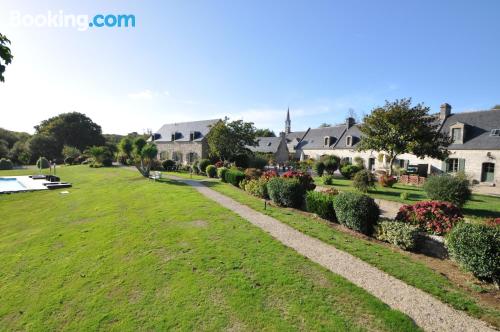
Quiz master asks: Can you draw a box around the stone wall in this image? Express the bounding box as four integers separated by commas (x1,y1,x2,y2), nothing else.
155,140,208,164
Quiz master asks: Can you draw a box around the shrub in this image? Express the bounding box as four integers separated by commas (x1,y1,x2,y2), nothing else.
485,218,500,227
352,169,375,193
244,177,269,199
206,165,217,178
423,174,471,207
353,156,365,168
198,159,211,174
191,160,200,174
314,161,325,177
447,222,499,283
244,168,262,180
224,169,245,187
248,155,268,169
267,177,305,208
162,159,176,170
306,191,337,221
323,175,334,185
322,155,340,175
36,157,50,169
149,159,162,170
215,160,224,168
378,174,397,187
375,220,419,250
333,192,379,235
262,170,279,179
0,158,13,170
217,167,228,181
282,170,316,191
400,192,409,200
64,157,74,165
395,201,462,235
339,164,362,179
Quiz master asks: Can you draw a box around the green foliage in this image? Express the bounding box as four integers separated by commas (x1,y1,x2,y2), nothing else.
8,140,31,165
306,191,337,221
267,177,305,208
400,192,409,200
322,155,340,175
0,33,13,82
243,177,269,199
0,158,13,170
340,164,362,179
118,137,134,160
35,112,105,154
424,174,471,207
447,223,499,283
314,160,325,177
162,159,175,170
217,167,228,181
248,154,268,169
353,156,365,168
206,119,257,162
28,134,59,161
86,146,114,167
224,169,246,187
198,159,211,174
132,140,158,178
357,98,452,175
206,165,217,178
375,220,419,250
244,168,262,180
322,175,334,185
61,145,81,160
254,128,276,137
333,192,380,235
353,169,375,193
36,157,50,169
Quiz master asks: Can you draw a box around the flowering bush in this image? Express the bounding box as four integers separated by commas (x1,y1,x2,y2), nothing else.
395,201,463,235
378,174,397,187
244,168,262,180
485,218,500,227
282,171,316,191
244,177,269,199
215,161,224,168
262,170,279,179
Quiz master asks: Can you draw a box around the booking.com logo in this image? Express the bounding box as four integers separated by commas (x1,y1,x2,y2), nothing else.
10,10,136,31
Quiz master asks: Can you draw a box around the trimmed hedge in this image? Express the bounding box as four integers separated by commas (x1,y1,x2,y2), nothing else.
447,223,499,283
0,158,13,170
224,169,245,187
162,159,175,170
206,165,217,178
340,164,362,179
314,161,325,177
323,175,334,185
353,169,375,193
267,177,305,208
423,174,471,207
333,192,380,235
375,220,419,250
217,167,228,181
198,159,211,174
306,191,336,221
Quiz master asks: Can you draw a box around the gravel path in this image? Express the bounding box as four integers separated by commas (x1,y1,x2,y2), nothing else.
166,176,494,332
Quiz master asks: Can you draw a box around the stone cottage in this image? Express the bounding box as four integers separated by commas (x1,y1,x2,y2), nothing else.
247,133,289,164
152,119,220,164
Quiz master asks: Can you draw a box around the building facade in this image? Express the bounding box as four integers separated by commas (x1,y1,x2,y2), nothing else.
247,133,289,164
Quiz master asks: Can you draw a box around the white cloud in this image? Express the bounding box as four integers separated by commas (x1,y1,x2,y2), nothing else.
128,89,154,100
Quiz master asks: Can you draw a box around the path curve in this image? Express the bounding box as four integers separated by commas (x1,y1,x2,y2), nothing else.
167,175,494,332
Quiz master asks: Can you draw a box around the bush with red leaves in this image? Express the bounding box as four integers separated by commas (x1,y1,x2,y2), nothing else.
485,218,500,227
262,170,279,180
215,161,224,168
378,174,397,187
282,170,316,191
395,201,463,235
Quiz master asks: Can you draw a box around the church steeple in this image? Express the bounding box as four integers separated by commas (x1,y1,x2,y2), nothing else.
285,108,291,134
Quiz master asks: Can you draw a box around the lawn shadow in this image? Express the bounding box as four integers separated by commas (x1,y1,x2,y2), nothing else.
156,179,190,187
462,207,500,219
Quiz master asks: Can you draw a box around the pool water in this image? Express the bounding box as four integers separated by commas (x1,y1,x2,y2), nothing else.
0,178,27,192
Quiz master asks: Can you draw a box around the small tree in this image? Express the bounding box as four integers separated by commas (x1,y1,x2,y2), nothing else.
357,98,452,175
206,119,257,162
133,139,158,178
119,137,133,159
322,155,340,175
255,128,276,137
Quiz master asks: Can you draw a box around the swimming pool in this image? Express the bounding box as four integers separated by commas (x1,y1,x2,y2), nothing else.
0,176,49,193
0,178,27,192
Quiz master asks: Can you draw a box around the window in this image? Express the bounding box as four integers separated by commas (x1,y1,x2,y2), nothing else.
490,129,500,137
159,151,168,159
324,137,329,147
452,128,462,143
186,152,198,163
447,158,459,172
346,136,352,147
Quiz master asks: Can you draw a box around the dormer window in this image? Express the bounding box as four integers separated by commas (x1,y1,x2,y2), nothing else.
190,131,195,141
449,122,465,144
324,136,329,147
490,129,500,137
267,142,272,147
346,136,353,147
171,133,175,141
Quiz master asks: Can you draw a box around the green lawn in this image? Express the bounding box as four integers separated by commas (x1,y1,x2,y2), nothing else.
204,180,500,327
0,166,418,331
314,176,500,221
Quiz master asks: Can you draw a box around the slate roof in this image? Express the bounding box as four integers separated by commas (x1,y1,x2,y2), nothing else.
441,109,500,150
286,130,308,151
247,137,283,153
335,124,362,149
153,119,219,142
297,125,347,150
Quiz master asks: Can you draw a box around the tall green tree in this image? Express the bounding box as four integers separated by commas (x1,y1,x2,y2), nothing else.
255,128,276,137
27,134,60,161
206,119,257,162
357,98,452,175
35,112,105,153
0,33,13,82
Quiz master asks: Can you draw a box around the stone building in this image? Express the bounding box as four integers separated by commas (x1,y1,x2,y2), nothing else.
247,133,289,164
295,104,500,185
152,119,219,164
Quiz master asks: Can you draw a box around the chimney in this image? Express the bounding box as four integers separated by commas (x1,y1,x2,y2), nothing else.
440,103,451,121
346,117,355,128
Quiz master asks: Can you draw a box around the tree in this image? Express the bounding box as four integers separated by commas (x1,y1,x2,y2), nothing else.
35,112,105,153
318,123,332,128
0,139,8,158
132,139,158,178
255,128,276,137
9,140,31,164
357,98,452,175
119,137,134,158
0,33,13,82
27,134,59,161
62,145,81,159
206,119,257,162
492,105,500,110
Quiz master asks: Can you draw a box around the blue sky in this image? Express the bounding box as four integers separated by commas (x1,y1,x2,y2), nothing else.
1,0,499,135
